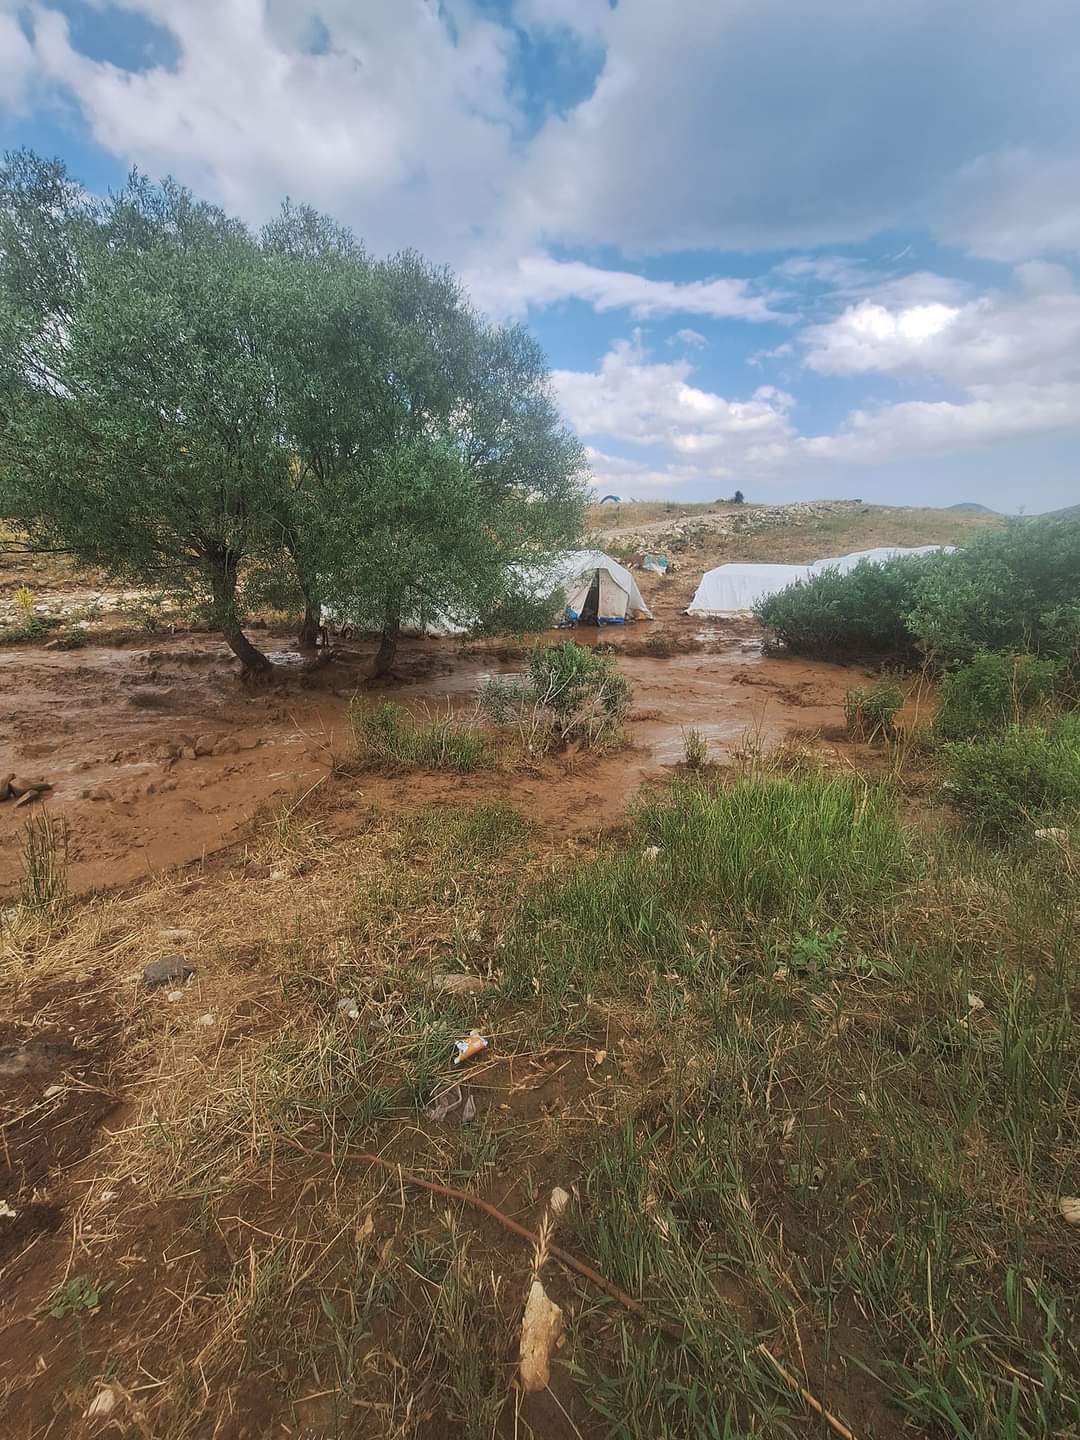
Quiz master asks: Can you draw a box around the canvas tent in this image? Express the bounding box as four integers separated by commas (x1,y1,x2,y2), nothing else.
531,549,652,625
686,546,950,617
686,563,812,617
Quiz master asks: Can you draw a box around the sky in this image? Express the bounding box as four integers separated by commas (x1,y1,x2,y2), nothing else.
1,1,1079,513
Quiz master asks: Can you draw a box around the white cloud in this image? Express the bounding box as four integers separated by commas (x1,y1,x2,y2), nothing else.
670,328,708,349
803,383,1080,464
515,0,1080,261
553,333,797,479
27,0,520,261
801,266,1080,387
463,253,782,322
0,3,34,109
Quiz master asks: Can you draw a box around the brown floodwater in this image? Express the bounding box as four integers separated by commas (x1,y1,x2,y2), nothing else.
0,624,864,896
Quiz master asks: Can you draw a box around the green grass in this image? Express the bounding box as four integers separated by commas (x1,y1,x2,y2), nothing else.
351,699,491,772
503,773,912,1010
845,676,905,742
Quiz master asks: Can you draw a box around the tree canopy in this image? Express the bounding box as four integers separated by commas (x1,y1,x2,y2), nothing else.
0,150,588,673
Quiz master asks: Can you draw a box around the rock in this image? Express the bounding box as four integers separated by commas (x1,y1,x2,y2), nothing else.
0,774,14,801
337,997,360,1020
193,735,216,757
549,1186,571,1218
10,775,51,797
180,746,197,762
88,786,113,803
519,1280,564,1392
158,928,195,944
431,973,487,996
166,990,184,1003
211,736,240,756
1060,1196,1080,1225
14,789,42,808
1035,827,1069,843
142,955,194,989
197,1012,217,1027
127,687,178,709
84,1386,117,1418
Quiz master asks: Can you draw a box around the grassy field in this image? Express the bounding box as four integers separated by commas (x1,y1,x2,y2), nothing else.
3,731,1077,1438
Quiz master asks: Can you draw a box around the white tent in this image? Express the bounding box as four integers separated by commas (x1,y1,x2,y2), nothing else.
686,563,812,617
532,549,652,625
687,546,950,617
811,544,950,576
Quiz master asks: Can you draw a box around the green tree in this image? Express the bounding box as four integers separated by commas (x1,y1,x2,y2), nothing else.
0,153,290,672
275,244,587,675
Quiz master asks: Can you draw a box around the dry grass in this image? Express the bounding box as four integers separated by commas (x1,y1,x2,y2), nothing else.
1,733,1078,1439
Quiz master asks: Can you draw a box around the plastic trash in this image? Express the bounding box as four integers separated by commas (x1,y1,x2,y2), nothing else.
452,1029,489,1066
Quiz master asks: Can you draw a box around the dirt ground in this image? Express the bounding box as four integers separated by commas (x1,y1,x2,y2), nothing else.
0,612,862,897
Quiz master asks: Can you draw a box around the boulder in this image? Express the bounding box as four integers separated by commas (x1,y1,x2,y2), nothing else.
142,955,194,989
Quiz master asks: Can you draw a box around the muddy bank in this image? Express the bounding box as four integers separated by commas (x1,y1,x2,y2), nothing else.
0,625,862,896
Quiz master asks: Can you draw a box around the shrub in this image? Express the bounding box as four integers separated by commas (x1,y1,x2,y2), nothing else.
908,514,1080,665
755,553,940,659
528,641,630,721
477,641,631,754
844,678,905,742
934,653,1061,741
351,701,489,772
940,716,1080,839
682,728,709,768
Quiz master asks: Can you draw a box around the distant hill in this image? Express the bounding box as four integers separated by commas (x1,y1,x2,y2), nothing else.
1042,502,1080,520
947,502,996,513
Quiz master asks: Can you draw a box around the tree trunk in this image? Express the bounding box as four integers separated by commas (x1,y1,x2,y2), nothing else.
297,597,321,649
208,552,273,676
370,596,401,679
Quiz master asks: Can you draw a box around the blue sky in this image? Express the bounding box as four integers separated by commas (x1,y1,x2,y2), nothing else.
2,1,1079,513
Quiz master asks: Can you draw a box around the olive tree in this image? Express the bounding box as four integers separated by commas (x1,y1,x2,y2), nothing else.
286,248,587,674
0,154,292,672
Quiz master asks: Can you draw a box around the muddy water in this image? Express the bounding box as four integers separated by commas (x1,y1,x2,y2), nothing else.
0,628,861,895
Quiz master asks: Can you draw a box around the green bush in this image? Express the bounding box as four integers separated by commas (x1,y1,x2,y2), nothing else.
527,640,630,721
844,677,905,742
940,715,1080,838
755,554,939,659
351,701,489,772
757,515,1080,669
935,653,1060,741
909,514,1080,665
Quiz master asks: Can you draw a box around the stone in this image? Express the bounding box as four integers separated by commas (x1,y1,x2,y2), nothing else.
211,736,240,756
157,928,195,944
193,735,216,757
88,786,113,802
180,747,197,761
519,1281,564,1392
431,973,487,996
84,1387,117,1418
549,1186,571,1218
142,955,194,989
11,776,51,797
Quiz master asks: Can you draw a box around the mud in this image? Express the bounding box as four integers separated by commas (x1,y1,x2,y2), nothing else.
0,621,863,897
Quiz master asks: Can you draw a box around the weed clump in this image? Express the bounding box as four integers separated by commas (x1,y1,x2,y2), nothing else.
934,651,1060,741
941,715,1080,838
19,811,69,913
476,640,631,752
844,676,905,742
682,727,709,769
351,701,490,773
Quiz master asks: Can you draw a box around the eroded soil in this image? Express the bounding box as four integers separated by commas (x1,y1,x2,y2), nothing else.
0,622,861,897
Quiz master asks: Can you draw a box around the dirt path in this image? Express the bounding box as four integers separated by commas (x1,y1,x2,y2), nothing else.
0,623,861,897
